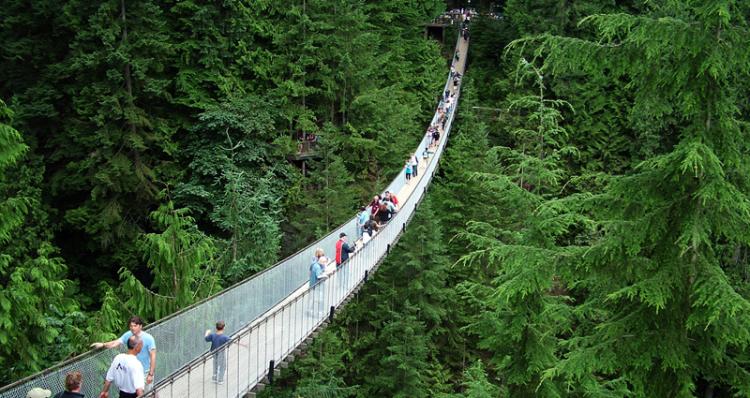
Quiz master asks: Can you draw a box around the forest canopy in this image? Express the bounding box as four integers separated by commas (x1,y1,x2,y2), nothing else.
264,1,750,397
0,0,445,384
2,1,750,397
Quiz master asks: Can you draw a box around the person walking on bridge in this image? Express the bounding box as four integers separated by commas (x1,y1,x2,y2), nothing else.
369,195,382,219
308,255,329,317
309,250,327,287
91,316,157,392
356,206,369,239
335,233,355,266
99,335,145,398
205,321,230,384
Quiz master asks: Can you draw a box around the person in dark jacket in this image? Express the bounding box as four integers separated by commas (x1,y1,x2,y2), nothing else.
335,233,356,266
204,321,231,384
54,371,84,398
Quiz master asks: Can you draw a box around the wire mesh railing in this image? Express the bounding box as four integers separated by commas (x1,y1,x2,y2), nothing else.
0,31,467,398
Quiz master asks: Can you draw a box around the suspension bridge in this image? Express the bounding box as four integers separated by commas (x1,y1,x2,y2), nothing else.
0,30,469,398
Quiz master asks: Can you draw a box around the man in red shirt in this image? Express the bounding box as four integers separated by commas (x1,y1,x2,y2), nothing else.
335,233,355,266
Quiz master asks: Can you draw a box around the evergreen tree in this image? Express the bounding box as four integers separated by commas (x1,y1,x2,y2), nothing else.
288,329,357,398
545,1,750,396
41,0,180,293
370,306,432,398
493,1,750,395
103,201,219,325
0,100,27,240
0,101,77,383
455,56,575,397
176,96,290,281
460,360,505,398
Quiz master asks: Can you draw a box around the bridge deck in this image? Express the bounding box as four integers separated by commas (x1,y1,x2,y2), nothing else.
149,34,468,398
0,30,469,398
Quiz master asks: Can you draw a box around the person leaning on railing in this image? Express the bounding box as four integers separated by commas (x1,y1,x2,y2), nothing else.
356,206,369,239
309,250,328,288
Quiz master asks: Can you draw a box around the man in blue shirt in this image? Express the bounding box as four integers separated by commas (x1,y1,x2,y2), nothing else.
356,206,370,239
309,255,327,287
91,316,157,392
205,321,231,384
309,256,329,317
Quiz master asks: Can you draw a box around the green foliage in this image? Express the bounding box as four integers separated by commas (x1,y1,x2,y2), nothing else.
105,201,219,322
452,54,576,397
0,101,79,384
460,360,505,398
530,2,750,395
452,1,750,397
176,96,289,282
0,101,28,244
0,101,27,171
373,306,432,398
0,0,448,384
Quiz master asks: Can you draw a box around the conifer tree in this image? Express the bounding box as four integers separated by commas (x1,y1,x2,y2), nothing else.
106,201,218,323
505,1,750,395
285,328,357,398
0,101,27,241
0,101,77,383
287,126,358,245
36,0,181,296
369,306,432,398
176,96,289,281
460,360,505,398
456,56,574,397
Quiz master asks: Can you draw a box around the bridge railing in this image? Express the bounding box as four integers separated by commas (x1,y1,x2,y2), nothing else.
0,31,465,398
145,32,465,398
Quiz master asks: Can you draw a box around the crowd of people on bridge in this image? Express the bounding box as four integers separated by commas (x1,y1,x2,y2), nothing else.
22,23,468,398
309,36,466,288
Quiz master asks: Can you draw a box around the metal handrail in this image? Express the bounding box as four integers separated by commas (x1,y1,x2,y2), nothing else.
0,29,468,398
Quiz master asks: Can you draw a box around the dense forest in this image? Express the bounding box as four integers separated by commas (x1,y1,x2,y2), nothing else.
261,1,750,397
0,0,446,385
2,0,750,397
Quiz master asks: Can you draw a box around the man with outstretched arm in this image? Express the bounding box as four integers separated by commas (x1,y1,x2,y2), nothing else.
91,316,157,392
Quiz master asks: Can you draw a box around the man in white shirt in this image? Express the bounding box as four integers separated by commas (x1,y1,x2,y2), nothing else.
99,335,145,398
91,316,156,391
